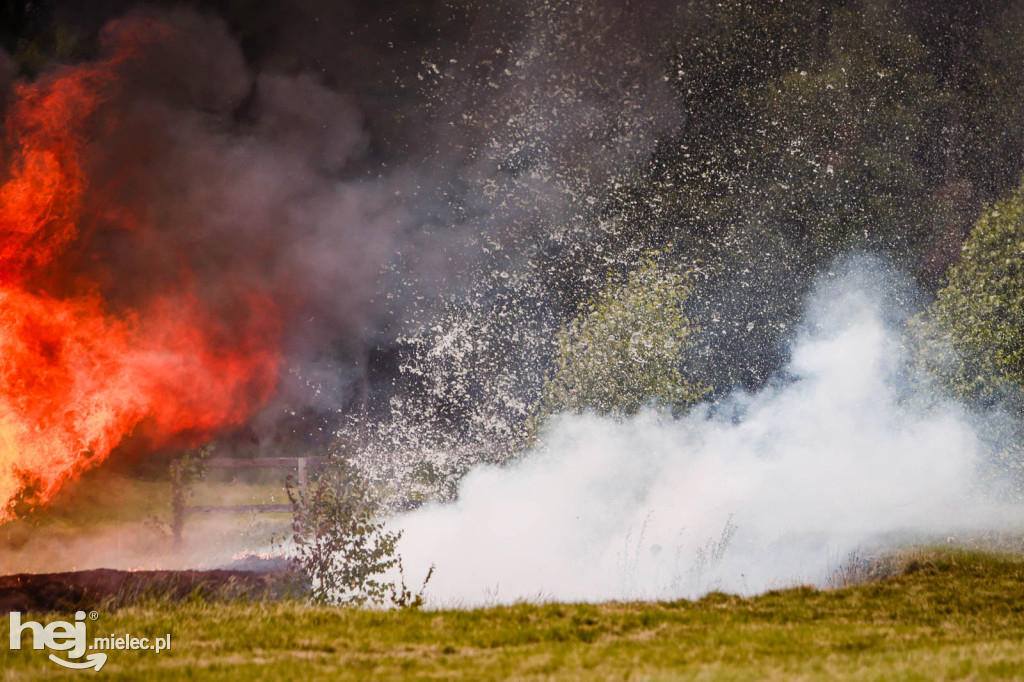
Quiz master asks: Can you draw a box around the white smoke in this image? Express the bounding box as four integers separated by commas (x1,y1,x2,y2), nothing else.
394,260,1021,606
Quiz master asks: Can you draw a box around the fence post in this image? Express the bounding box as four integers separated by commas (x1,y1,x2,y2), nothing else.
170,459,183,546
297,457,307,501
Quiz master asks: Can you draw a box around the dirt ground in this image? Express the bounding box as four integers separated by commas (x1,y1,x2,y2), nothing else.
0,566,296,613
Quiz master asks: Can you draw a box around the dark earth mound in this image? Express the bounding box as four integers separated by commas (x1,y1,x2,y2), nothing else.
0,568,298,613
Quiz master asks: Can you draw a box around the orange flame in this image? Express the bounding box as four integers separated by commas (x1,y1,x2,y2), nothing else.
0,22,281,520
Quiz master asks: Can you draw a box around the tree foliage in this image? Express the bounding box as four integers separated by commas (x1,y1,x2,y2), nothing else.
909,180,1024,408
534,257,706,423
586,0,1024,393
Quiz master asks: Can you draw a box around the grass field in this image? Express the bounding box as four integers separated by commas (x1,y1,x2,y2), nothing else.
3,548,1024,680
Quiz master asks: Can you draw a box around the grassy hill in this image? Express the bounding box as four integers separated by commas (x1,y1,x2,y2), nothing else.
3,548,1024,680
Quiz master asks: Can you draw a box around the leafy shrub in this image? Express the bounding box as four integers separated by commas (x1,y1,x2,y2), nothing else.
285,457,429,606
534,256,707,424
908,180,1024,410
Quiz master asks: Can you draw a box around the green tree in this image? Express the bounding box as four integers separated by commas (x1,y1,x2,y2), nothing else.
594,0,974,392
534,256,706,423
908,179,1024,408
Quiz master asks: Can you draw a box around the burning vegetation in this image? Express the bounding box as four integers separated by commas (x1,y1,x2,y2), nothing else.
0,16,282,519
3,0,1024,611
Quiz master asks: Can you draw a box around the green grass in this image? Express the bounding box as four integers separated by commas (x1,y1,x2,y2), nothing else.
4,548,1024,680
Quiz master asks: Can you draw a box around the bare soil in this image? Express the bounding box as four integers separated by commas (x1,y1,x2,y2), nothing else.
0,567,297,613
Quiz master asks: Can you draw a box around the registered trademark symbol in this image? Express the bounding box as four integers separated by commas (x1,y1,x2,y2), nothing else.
89,611,99,621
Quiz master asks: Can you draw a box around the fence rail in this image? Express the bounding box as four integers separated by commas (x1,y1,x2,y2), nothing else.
171,456,327,544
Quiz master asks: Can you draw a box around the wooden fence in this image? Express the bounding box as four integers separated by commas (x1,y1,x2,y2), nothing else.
170,456,326,544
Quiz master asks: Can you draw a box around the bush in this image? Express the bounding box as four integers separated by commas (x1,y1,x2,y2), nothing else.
533,256,707,424
908,180,1024,409
285,457,429,606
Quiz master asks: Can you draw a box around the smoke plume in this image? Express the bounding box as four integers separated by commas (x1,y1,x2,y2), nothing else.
394,259,1020,606
0,0,693,517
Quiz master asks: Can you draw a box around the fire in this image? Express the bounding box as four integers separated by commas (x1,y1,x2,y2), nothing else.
0,20,281,520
